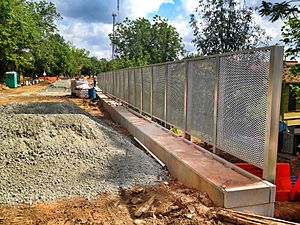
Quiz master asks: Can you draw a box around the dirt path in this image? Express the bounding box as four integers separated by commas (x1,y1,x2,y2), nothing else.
0,82,299,225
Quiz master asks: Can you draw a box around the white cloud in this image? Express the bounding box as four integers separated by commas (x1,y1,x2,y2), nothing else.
58,19,112,58
169,14,196,53
123,0,175,19
253,12,284,45
53,0,287,59
53,0,178,58
180,0,198,14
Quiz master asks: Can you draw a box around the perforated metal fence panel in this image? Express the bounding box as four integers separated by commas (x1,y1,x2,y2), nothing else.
120,70,125,100
97,75,103,90
103,73,107,92
217,50,271,168
187,58,216,144
153,65,166,120
114,71,118,98
109,72,113,94
97,46,283,181
142,67,152,114
128,69,135,106
135,68,142,110
167,62,185,130
123,69,129,103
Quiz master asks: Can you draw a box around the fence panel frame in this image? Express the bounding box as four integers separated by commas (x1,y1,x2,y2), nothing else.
96,46,284,183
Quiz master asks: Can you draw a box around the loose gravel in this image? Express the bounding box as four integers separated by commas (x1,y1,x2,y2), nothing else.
39,79,71,95
0,102,167,204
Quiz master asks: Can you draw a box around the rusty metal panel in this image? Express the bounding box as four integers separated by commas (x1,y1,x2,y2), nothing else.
217,49,271,168
167,62,185,129
142,67,152,114
187,58,216,144
135,68,142,110
128,68,135,106
152,65,166,120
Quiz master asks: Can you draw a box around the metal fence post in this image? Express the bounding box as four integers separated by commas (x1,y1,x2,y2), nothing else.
263,46,284,183
128,69,130,105
184,60,191,140
141,68,143,114
213,56,220,154
151,66,153,118
108,70,116,96
164,64,168,125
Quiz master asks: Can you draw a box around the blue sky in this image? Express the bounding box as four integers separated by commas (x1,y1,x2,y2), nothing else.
48,0,284,59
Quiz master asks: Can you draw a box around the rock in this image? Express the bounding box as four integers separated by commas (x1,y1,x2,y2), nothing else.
133,219,145,225
131,187,144,194
184,213,194,219
131,197,143,204
187,205,196,214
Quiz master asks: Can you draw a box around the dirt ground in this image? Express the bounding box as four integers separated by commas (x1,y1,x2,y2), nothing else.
0,82,300,225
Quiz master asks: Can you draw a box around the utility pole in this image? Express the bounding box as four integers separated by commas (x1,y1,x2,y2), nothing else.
112,12,117,59
117,0,120,22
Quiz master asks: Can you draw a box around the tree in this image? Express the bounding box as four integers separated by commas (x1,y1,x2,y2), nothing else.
190,0,270,55
110,16,184,66
259,1,300,74
0,0,96,81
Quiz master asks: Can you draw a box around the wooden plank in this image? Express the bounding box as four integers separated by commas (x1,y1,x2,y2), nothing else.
286,119,300,126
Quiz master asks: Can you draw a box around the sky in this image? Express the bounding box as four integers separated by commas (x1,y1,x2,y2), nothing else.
47,0,284,59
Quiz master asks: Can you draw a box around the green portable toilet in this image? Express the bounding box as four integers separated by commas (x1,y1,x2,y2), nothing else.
5,71,18,88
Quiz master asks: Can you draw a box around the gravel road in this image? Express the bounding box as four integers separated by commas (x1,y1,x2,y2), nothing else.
0,102,166,204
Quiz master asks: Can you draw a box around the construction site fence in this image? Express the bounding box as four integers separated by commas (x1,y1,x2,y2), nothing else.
97,46,284,182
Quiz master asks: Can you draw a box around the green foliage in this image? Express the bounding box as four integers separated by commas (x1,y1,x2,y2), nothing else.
259,1,299,22
109,16,184,66
289,64,300,75
190,0,270,55
259,1,300,60
0,0,97,81
282,16,300,60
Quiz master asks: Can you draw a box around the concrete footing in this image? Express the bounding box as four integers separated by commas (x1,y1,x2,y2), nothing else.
99,93,276,217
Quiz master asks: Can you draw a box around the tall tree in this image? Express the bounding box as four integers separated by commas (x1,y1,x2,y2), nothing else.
0,0,95,80
110,16,184,66
190,0,269,55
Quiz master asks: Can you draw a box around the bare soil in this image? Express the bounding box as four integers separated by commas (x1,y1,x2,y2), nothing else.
0,82,299,224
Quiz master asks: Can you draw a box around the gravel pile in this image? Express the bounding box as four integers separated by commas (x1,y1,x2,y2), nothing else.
39,79,71,95
0,103,166,204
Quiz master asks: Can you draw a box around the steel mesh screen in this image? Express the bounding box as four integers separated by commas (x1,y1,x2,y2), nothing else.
187,58,216,144
97,75,101,89
123,69,129,103
167,62,185,130
105,72,110,92
128,69,135,105
142,67,152,114
114,71,119,98
134,68,142,110
103,73,108,92
111,72,114,95
152,65,166,120
217,50,271,168
119,70,124,100
110,72,113,94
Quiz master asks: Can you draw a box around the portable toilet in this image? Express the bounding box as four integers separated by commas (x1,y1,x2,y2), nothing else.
5,71,18,88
